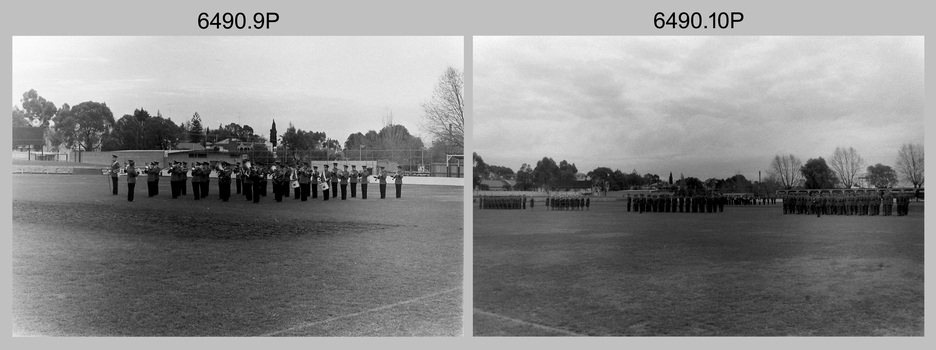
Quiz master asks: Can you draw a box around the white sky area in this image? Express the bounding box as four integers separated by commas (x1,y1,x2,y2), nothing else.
474,36,924,181
12,36,463,145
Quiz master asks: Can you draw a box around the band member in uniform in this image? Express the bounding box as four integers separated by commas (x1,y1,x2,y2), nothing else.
243,162,253,201
298,162,311,201
350,165,359,198
191,162,202,200
125,160,138,202
260,163,268,197
322,164,331,201
340,164,349,200
310,165,319,199
360,165,369,199
169,161,182,198
146,162,161,197
291,163,301,200
378,166,388,199
250,162,263,204
218,161,233,202
234,162,242,194
110,154,120,195
201,162,211,199
181,162,189,196
394,165,404,198
330,162,339,198
273,161,286,202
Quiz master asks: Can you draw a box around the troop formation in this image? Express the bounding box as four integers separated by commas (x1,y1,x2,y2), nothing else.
110,155,405,203
780,192,913,217
626,194,726,213
478,195,527,209
475,194,591,210
545,194,589,211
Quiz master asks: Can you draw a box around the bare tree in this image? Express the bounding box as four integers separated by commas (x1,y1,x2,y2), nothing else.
769,154,803,189
829,146,865,188
420,66,464,151
895,143,924,188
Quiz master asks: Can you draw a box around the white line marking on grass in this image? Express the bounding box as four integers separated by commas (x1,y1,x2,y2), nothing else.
261,287,461,336
473,309,585,336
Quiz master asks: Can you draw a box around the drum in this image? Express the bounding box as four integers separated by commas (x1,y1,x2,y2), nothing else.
292,180,300,189
320,182,330,191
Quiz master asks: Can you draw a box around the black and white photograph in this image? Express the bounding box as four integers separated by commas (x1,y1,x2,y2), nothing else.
11,36,465,336
472,36,924,336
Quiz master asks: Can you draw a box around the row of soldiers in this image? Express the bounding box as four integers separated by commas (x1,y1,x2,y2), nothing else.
725,196,777,206
626,194,726,213
546,195,590,211
111,155,404,203
477,195,527,209
780,193,913,216
475,195,591,210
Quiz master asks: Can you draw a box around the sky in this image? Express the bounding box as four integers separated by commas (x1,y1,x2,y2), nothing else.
473,36,924,182
12,36,463,146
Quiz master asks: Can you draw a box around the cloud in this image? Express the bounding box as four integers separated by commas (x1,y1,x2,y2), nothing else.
474,36,924,180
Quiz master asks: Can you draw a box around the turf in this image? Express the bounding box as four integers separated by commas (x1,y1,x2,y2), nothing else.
473,201,923,336
12,174,462,336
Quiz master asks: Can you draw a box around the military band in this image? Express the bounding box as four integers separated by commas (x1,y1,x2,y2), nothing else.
110,160,419,205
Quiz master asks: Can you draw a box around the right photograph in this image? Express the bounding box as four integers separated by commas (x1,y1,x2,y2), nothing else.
472,36,924,336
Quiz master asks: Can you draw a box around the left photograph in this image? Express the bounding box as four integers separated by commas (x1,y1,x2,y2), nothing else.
12,36,465,336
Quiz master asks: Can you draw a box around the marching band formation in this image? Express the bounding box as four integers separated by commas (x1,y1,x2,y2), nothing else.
780,192,913,217
110,155,405,203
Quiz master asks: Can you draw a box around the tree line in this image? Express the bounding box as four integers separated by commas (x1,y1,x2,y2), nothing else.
770,145,923,190
13,67,464,168
475,144,924,194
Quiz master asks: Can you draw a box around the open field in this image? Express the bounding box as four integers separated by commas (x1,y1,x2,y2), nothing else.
474,201,924,336
12,174,462,336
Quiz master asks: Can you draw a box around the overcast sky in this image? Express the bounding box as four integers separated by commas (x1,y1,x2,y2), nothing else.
12,36,462,145
474,36,924,182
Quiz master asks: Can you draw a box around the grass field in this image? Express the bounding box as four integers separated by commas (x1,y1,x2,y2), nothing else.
473,201,924,336
12,174,462,336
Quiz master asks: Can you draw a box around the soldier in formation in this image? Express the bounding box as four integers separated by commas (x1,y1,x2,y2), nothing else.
631,194,725,214
478,195,526,209
779,191,911,217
